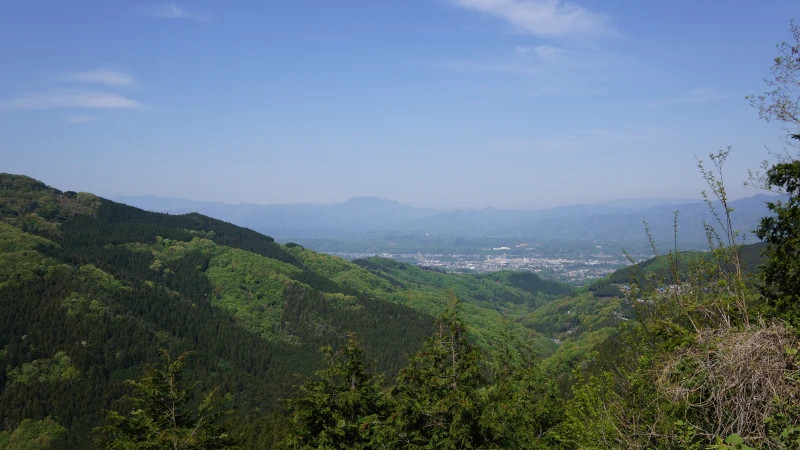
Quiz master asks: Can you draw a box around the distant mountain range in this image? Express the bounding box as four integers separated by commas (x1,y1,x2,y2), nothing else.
112,195,442,236
113,194,783,245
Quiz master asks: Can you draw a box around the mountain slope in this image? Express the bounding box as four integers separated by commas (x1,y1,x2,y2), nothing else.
1,173,571,447
0,174,437,446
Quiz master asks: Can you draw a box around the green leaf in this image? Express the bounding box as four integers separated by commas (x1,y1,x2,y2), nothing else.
725,433,744,445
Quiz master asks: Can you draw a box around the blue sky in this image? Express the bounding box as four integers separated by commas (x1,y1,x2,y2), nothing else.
1,0,797,208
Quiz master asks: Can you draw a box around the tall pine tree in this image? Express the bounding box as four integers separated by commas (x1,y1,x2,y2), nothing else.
281,333,389,450
481,328,564,449
95,351,239,450
384,294,488,449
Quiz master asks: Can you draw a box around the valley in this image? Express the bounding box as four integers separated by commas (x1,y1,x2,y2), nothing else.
319,247,642,285
113,194,773,286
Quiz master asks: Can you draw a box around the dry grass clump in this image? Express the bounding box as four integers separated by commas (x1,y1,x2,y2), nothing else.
658,321,800,447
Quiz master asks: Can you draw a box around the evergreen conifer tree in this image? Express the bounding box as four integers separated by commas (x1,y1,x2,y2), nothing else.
95,351,239,450
281,333,389,450
481,329,563,449
384,294,488,449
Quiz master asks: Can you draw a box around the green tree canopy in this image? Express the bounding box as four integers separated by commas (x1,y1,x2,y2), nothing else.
756,158,800,323
281,333,389,450
95,351,239,450
481,329,564,449
0,417,66,450
385,294,488,450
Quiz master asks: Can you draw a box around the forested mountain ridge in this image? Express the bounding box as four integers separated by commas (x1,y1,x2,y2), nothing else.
0,173,438,446
0,173,572,447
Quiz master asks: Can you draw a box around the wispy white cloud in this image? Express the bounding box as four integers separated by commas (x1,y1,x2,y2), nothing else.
63,69,135,87
146,4,211,22
450,0,610,37
65,115,96,123
1,89,142,110
647,88,733,107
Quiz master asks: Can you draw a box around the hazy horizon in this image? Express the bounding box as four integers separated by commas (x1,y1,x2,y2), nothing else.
110,191,775,212
2,1,796,208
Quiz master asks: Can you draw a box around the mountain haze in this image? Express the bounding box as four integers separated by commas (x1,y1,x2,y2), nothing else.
112,195,442,236
114,194,779,245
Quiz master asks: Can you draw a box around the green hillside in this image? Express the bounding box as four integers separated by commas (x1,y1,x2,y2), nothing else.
584,241,766,297
522,292,632,384
1,173,790,449
347,257,573,350
0,174,573,447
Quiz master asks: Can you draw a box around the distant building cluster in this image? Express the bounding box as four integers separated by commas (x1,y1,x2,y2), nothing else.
327,250,644,285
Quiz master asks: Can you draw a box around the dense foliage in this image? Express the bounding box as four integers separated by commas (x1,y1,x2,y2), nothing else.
0,417,66,450
281,298,564,449
96,351,239,449
0,174,577,448
757,159,800,323
281,334,389,449
0,174,437,447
